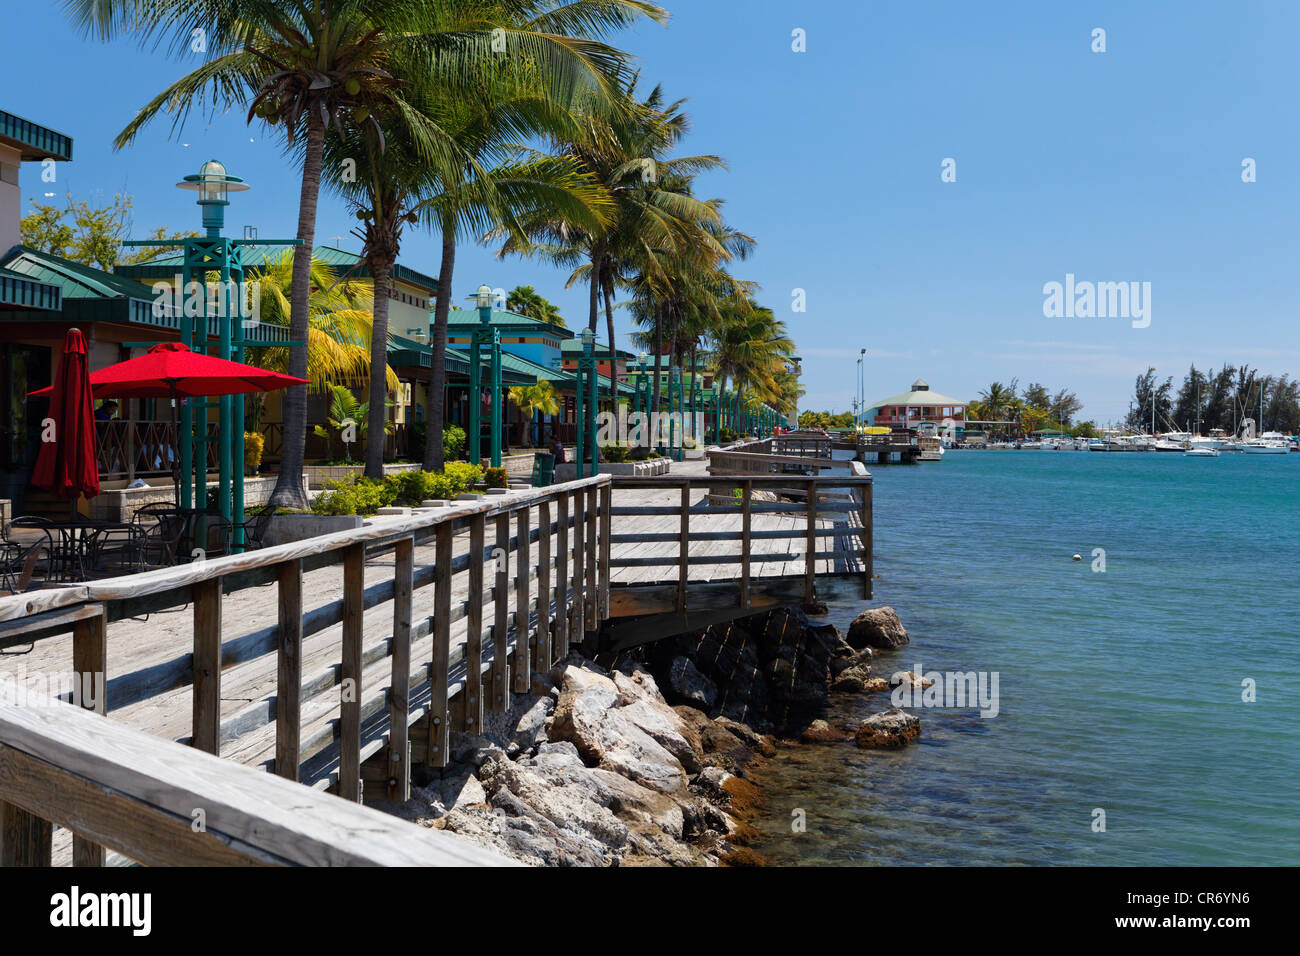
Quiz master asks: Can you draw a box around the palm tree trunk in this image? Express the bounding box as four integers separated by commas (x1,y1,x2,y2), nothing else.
424,220,456,471
269,109,325,511
364,259,392,479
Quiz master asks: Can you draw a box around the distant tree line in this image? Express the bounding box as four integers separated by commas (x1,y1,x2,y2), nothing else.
967,380,1094,438
1127,365,1300,434
797,410,856,429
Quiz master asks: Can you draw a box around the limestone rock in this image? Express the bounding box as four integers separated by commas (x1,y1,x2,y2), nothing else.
888,670,935,690
847,606,910,650
855,708,921,748
830,659,875,693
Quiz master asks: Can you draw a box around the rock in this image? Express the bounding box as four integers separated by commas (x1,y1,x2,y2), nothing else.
799,719,853,744
694,766,733,800
830,659,874,693
829,645,871,676
590,768,685,839
447,734,506,768
715,717,777,758
668,656,718,709
888,670,935,690
612,664,665,706
855,709,921,748
863,677,890,693
847,606,910,650
549,664,688,793
616,698,702,774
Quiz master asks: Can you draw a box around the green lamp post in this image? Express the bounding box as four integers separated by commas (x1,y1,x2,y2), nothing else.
175,160,249,543
575,327,598,477
467,284,502,467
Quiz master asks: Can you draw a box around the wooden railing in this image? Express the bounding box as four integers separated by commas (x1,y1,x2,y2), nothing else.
0,690,513,866
607,471,872,617
0,475,611,864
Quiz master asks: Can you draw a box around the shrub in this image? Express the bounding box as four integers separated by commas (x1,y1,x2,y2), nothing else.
310,476,395,516
244,431,264,472
444,461,482,494
443,423,467,461
484,466,508,489
600,443,629,463
719,427,737,443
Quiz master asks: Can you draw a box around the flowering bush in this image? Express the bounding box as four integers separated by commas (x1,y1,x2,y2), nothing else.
484,466,509,489
311,463,484,515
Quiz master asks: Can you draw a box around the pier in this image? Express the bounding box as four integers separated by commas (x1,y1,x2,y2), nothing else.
0,455,871,866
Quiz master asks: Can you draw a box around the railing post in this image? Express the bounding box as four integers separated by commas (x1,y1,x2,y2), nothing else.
192,578,222,755
537,499,553,669
513,505,531,694
740,480,752,608
862,481,873,599
677,482,690,612
276,559,303,782
571,489,585,643
427,522,453,768
805,479,817,604
0,802,52,866
339,541,365,802
599,481,611,620
585,485,598,649
491,513,510,712
555,494,569,659
461,514,486,734
388,537,414,801
71,608,107,866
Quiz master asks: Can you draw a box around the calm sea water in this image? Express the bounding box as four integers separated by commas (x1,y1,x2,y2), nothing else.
750,449,1300,865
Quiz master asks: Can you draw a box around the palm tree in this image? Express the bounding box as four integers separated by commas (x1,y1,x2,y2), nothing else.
508,380,560,446
76,0,661,504
977,382,1017,422
243,250,398,436
507,285,565,326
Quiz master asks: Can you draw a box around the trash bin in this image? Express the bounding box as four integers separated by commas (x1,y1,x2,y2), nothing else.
532,452,555,487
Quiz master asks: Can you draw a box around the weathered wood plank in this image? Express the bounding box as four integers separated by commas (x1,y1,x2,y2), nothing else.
513,507,531,694
0,698,515,866
275,559,303,782
740,480,752,608
1,798,52,866
192,579,222,756
338,542,365,802
427,523,453,768
537,500,553,669
71,609,107,866
491,514,510,712
555,494,569,658
461,514,485,735
677,483,690,612
388,537,413,801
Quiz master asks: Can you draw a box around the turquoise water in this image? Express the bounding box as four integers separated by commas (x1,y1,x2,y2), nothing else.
750,450,1300,865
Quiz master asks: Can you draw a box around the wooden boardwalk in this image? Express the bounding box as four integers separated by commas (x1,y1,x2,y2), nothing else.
0,456,871,866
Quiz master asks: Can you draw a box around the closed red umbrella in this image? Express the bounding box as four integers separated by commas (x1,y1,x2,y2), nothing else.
31,328,99,502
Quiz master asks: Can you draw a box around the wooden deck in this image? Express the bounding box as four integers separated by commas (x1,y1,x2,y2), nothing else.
0,457,872,866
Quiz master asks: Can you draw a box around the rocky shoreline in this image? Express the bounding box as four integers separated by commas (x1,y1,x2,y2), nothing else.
368,604,921,866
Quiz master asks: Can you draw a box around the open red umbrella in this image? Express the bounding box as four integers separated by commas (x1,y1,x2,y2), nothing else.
31,328,100,503
29,342,309,505
28,342,310,400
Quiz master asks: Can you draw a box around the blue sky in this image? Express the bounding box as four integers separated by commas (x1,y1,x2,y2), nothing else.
6,0,1300,423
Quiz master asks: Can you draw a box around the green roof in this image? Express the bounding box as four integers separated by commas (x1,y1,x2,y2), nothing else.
446,307,573,337
0,246,287,342
116,244,439,294
0,109,73,161
559,339,635,359
0,263,61,312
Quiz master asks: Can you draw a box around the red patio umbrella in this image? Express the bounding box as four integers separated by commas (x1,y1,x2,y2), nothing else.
29,342,309,504
31,328,100,504
28,342,310,400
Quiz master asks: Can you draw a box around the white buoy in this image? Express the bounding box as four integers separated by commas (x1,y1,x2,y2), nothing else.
1072,554,1082,561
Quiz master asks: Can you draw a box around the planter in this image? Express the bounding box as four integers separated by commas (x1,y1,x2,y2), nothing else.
263,513,364,547
303,462,421,486
552,458,669,482
87,475,304,523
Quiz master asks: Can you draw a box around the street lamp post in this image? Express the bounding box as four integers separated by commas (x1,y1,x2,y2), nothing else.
575,328,598,477
467,284,502,467
668,366,683,461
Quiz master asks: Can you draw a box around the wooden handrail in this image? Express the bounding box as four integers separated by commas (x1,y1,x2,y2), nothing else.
0,694,513,866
